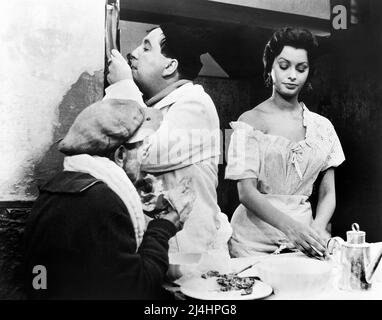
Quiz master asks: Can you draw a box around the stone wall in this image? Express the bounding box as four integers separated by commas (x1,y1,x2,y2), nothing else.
0,206,30,299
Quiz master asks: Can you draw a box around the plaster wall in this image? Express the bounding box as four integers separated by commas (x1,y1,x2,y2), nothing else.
0,0,105,201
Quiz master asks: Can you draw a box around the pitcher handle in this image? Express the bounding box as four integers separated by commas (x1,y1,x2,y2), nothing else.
327,237,344,255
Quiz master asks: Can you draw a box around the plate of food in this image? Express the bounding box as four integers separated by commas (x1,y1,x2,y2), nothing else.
180,270,273,300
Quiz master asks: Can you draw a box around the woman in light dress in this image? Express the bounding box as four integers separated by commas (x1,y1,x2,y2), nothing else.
226,27,345,258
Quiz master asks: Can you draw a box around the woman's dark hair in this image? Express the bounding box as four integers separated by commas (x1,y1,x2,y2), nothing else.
263,27,319,84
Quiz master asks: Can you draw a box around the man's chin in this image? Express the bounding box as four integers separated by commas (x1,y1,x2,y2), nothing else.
133,77,144,92
132,73,139,84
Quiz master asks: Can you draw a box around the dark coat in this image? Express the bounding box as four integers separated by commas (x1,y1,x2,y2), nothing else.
23,171,176,300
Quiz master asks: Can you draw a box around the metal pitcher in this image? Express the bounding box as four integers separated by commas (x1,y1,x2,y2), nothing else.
327,223,382,291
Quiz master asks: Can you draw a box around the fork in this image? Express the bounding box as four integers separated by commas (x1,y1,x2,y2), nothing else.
233,262,260,276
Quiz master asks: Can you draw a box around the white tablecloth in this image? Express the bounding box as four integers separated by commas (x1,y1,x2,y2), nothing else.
165,242,382,300
229,242,382,300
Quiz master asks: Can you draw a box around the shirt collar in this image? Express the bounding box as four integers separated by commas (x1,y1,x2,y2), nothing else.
145,80,191,108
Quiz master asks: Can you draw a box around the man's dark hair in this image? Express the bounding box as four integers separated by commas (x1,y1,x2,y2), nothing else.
263,27,319,83
159,36,202,80
158,23,210,81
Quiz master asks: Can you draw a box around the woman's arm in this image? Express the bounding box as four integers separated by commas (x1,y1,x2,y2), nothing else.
238,179,327,257
311,168,336,242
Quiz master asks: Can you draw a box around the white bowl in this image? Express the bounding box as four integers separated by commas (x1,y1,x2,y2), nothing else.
255,256,333,297
169,253,202,265
167,253,202,281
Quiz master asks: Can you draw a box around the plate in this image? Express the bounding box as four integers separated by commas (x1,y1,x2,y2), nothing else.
180,276,273,300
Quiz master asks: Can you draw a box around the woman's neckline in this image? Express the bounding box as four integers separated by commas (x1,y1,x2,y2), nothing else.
234,102,310,145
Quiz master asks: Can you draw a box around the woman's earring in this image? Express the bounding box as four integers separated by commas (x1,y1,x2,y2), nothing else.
265,74,272,87
306,82,313,91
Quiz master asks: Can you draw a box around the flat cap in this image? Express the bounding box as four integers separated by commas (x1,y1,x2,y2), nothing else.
58,99,162,156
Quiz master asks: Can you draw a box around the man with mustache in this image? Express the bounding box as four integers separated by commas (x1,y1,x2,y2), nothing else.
105,23,232,275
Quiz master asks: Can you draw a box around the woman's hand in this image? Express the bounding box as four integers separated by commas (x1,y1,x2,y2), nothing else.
311,221,331,244
237,179,328,259
107,49,132,84
281,220,328,258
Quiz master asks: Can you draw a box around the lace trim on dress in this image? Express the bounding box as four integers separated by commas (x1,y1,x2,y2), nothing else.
230,102,312,180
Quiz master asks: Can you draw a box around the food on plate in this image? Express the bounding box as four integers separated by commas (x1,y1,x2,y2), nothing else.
201,270,261,295
136,174,195,221
201,270,221,278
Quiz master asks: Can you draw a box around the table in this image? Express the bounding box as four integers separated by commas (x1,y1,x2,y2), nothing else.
230,252,382,300
166,243,382,300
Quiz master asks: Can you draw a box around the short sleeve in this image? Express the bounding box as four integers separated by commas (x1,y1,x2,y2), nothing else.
225,121,261,180
321,121,345,171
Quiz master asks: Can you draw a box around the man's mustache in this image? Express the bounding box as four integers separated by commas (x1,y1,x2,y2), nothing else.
126,53,135,67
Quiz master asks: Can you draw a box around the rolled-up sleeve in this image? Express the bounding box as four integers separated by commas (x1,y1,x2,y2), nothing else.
104,79,145,107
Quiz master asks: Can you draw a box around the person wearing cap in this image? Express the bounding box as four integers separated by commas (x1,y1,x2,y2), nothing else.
104,23,232,270
23,99,193,299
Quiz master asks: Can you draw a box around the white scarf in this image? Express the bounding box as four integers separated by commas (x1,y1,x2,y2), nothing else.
63,154,146,251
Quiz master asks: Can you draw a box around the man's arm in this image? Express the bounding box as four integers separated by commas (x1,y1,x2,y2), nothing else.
104,79,145,106
105,78,220,172
104,50,220,172
89,187,176,299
